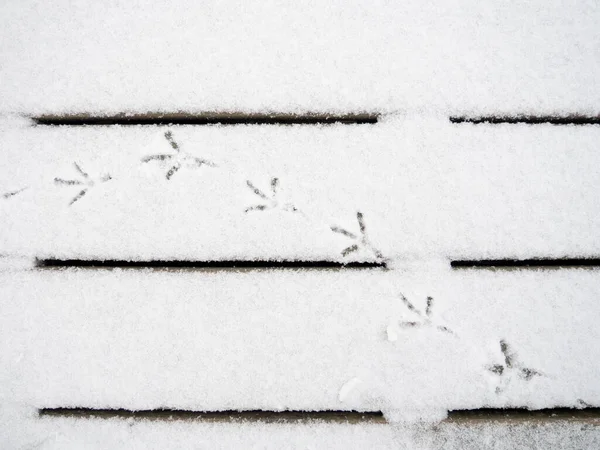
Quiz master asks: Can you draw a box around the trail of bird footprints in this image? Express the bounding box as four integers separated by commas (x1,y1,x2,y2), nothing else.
3,131,569,401
383,292,545,397
2,130,384,262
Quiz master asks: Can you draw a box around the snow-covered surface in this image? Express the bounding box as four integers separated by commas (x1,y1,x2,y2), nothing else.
1,1,599,115
1,265,599,417
2,2,600,447
2,117,600,261
1,406,599,450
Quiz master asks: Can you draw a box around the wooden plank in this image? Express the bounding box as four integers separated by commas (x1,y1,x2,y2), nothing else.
22,409,600,449
1,2,599,114
1,118,600,261
2,266,599,414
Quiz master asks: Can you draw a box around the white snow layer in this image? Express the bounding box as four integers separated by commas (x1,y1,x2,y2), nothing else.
0,0,599,115
1,266,599,415
1,117,600,261
2,2,600,447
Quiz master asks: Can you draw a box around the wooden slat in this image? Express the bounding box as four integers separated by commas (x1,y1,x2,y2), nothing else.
1,118,599,261
1,2,599,114
2,266,599,413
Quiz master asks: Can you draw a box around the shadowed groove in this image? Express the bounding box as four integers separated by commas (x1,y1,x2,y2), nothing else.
451,259,600,269
38,407,600,424
38,408,386,424
32,112,379,126
447,408,600,424
36,259,387,270
450,115,600,126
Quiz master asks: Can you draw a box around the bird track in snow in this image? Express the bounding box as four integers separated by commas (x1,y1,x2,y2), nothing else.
2,186,28,199
54,162,112,205
486,339,543,394
387,294,454,341
141,130,216,180
244,177,302,214
331,212,386,261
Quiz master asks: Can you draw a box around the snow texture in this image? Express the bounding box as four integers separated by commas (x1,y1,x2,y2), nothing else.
0,1,599,115
2,117,600,261
1,265,599,418
1,2,600,446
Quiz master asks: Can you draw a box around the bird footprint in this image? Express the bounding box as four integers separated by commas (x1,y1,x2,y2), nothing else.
141,131,216,180
331,212,385,261
486,340,543,394
54,162,111,205
387,294,454,341
244,177,300,214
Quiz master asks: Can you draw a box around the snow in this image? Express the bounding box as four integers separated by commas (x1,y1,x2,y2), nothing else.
0,1,599,115
1,1,600,447
1,265,599,419
2,117,600,261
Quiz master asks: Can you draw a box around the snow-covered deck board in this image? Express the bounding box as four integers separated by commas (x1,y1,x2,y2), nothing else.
1,1,598,115
2,118,599,261
2,1,600,447
1,265,598,417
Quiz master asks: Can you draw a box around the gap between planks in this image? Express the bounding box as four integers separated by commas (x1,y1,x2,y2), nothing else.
450,115,600,126
31,112,378,126
34,259,387,270
38,408,600,425
30,112,600,127
451,259,600,270
35,258,600,271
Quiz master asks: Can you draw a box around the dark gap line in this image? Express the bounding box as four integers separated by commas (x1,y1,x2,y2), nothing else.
38,408,386,423
451,259,600,269
32,113,378,126
39,407,600,424
36,259,387,270
448,407,600,423
450,115,600,126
